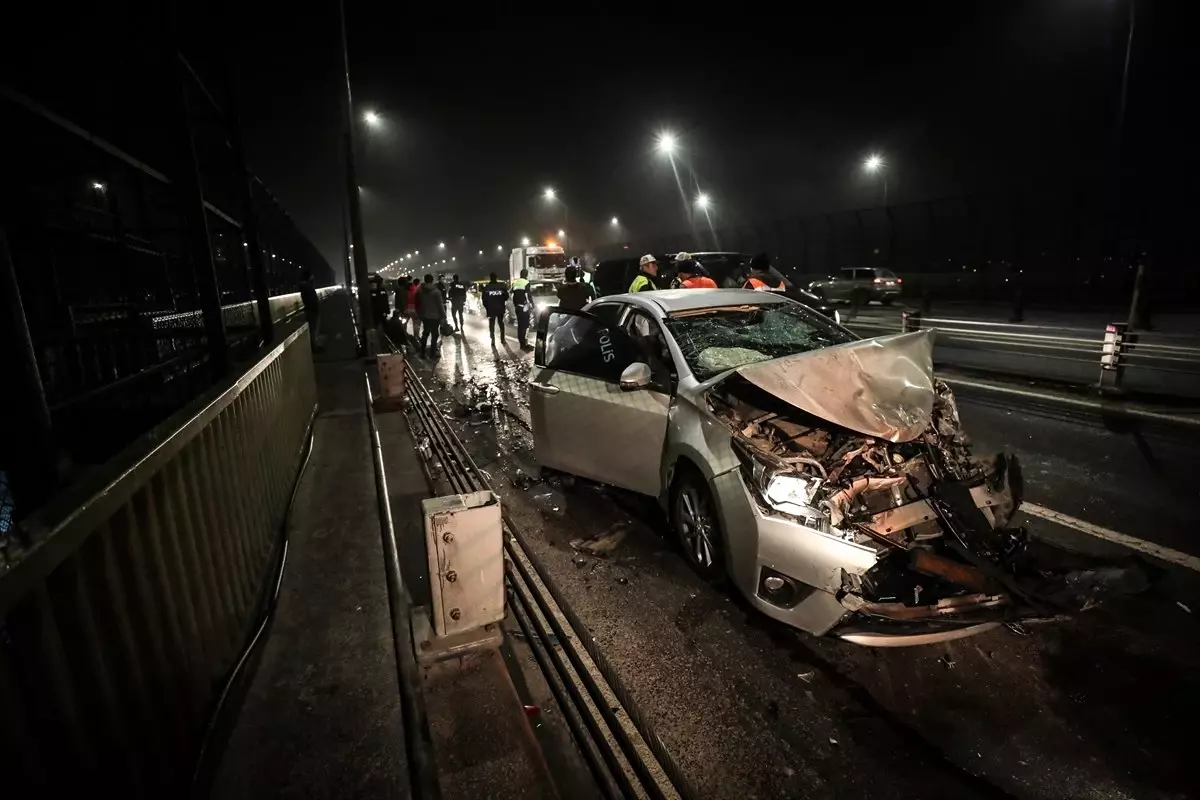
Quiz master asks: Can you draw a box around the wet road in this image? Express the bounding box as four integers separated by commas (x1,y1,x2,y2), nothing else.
407,311,1200,800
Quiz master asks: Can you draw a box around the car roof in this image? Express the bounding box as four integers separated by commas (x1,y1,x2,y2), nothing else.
595,288,789,315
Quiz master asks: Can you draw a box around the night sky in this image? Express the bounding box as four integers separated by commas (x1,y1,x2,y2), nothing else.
227,1,1190,274
10,2,1183,276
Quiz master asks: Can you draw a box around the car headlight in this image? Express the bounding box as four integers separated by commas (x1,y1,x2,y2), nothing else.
732,438,824,518
764,474,821,514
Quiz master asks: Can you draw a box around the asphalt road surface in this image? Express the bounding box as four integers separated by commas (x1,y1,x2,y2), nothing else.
404,310,1200,800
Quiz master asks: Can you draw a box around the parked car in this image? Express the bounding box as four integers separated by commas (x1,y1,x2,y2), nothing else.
807,267,902,305
529,288,1030,646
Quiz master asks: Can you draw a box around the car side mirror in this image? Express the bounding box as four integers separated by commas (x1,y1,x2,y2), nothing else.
619,362,653,391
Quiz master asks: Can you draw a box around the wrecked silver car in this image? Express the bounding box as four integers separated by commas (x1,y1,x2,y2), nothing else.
530,289,1031,645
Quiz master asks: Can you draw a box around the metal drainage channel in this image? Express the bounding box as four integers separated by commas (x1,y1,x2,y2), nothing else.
403,362,696,800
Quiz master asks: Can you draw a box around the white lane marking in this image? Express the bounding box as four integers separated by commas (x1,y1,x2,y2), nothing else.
1021,501,1200,572
944,376,1200,428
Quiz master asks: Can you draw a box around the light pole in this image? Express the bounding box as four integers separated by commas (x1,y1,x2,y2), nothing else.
543,187,570,252
656,131,695,239
863,154,888,206
339,0,373,351
695,193,719,249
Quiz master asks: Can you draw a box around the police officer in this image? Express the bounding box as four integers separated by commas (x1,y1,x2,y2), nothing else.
629,254,659,292
448,274,468,331
481,273,509,344
743,253,785,291
510,268,533,348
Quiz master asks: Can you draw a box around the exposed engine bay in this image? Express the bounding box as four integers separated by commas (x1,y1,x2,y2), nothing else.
709,372,1028,621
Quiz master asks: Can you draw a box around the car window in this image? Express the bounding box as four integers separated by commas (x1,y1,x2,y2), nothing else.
664,301,854,380
621,310,674,390
588,303,624,326
840,269,856,279
876,269,897,279
541,308,643,382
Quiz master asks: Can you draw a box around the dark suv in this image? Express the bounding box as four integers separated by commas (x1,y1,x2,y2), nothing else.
807,267,902,305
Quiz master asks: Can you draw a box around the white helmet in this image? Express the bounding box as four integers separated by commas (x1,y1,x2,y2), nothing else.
639,253,657,267
673,252,692,262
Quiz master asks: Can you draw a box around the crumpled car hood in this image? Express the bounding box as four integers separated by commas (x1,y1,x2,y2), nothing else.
731,330,936,442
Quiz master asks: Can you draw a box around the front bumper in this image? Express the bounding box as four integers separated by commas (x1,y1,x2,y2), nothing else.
712,470,1016,646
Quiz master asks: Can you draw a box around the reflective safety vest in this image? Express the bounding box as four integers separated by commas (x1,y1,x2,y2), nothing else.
681,276,718,289
510,277,530,308
744,276,784,291
629,273,656,292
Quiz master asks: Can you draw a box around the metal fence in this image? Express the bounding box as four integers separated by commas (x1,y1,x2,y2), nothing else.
845,312,1200,399
1,44,334,517
0,319,317,794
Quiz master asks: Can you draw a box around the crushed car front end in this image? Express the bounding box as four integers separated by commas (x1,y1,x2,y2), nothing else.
681,330,1031,645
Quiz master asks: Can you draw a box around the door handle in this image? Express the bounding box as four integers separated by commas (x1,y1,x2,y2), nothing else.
529,381,559,395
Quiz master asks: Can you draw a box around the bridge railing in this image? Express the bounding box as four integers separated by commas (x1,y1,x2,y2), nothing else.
0,319,317,793
845,312,1200,399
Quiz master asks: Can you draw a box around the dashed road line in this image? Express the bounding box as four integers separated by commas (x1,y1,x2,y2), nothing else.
1021,501,1200,572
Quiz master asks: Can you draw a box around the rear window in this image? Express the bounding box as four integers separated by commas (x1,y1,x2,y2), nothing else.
875,269,898,278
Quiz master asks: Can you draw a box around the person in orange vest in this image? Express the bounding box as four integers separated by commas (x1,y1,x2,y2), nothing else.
742,253,785,291
677,258,717,289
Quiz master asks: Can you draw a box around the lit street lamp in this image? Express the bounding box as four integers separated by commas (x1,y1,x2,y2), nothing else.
610,216,619,226
863,154,888,206
521,237,531,247
557,229,566,238
496,245,503,251
695,192,711,210
437,242,445,249
542,188,570,251
656,131,677,156
363,110,381,128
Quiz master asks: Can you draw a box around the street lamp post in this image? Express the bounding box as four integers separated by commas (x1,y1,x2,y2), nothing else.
543,188,570,252
339,0,373,352
863,154,888,206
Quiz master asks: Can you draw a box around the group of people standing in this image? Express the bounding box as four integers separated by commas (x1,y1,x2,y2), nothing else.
368,272,471,359
627,252,783,293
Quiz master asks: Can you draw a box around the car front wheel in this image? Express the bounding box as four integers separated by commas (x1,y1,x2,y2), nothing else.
670,466,726,583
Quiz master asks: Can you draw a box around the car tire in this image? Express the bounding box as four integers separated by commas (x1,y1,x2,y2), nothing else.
670,465,726,583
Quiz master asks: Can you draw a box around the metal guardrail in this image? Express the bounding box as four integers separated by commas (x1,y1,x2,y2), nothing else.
846,311,1200,399
0,321,317,793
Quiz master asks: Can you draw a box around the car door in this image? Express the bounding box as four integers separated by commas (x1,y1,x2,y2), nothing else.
529,306,671,496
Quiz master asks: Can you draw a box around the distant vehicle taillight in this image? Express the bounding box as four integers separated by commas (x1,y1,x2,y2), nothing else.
873,277,883,284
896,277,903,283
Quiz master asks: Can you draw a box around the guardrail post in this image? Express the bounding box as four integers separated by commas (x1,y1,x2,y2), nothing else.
901,310,922,333
1009,284,1025,323
1099,322,1127,395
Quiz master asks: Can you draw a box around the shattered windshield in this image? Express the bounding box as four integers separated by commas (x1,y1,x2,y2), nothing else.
664,301,854,379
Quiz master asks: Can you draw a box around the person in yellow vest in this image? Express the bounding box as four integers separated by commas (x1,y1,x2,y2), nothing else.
629,254,659,292
743,253,785,291
510,268,532,348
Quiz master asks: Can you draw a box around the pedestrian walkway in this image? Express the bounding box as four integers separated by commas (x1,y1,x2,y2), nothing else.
209,293,410,798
